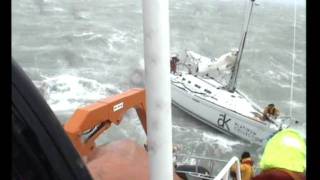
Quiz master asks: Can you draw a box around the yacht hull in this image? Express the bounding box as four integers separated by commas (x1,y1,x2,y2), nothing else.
171,73,281,145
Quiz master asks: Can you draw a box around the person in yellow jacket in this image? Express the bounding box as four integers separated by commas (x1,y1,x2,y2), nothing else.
252,128,306,180
230,151,255,180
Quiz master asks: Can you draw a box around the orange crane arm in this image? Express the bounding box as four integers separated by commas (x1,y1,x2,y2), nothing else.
64,88,147,156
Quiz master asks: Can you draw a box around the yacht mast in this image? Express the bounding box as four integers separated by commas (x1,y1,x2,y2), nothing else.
226,0,255,92
142,0,173,179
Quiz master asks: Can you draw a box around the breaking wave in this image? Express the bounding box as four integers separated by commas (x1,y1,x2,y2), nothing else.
172,124,242,153
34,74,122,113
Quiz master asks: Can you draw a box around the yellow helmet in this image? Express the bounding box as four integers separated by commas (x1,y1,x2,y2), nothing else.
259,129,306,172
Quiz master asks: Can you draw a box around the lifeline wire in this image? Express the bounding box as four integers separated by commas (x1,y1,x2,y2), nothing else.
289,0,297,118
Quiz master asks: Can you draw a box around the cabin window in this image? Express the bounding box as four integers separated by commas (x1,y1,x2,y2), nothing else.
182,78,186,81
188,81,191,83
204,89,211,94
195,84,200,88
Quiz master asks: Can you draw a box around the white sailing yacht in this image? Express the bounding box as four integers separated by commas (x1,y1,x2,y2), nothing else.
170,0,291,145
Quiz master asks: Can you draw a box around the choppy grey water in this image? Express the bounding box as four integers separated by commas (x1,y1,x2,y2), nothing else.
12,0,306,171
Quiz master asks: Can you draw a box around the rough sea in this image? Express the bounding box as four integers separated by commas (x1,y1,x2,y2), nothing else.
12,0,306,173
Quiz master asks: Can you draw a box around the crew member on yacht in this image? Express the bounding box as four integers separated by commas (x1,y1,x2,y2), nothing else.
170,55,180,74
262,104,280,121
230,151,255,180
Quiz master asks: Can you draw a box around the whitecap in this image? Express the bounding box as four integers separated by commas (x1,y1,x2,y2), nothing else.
73,32,95,37
285,100,305,108
201,132,242,151
37,74,122,113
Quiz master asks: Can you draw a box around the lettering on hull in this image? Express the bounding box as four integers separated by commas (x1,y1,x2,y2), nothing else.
233,122,257,139
217,113,231,131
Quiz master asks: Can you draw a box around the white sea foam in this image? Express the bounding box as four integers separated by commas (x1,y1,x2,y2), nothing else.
73,32,95,37
34,74,122,113
201,132,242,151
285,100,304,108
86,34,103,41
106,30,128,52
277,83,304,93
173,125,241,152
51,7,65,12
110,29,127,43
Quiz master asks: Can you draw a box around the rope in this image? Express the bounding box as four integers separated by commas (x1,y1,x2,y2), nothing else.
289,0,297,118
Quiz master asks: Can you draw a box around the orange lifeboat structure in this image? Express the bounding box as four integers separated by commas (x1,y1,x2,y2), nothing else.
64,88,147,156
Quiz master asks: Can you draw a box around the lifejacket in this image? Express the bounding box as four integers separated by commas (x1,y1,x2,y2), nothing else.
230,158,254,180
242,158,254,166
